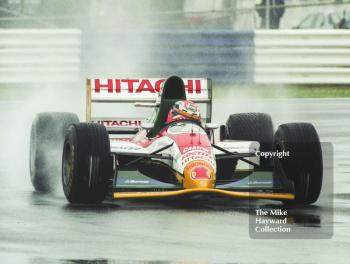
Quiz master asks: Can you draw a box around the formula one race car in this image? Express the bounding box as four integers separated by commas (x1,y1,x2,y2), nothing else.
29,76,323,205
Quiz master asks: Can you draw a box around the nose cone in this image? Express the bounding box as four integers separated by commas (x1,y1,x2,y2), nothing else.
183,161,215,189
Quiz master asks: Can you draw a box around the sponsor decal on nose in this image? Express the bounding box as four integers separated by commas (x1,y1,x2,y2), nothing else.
183,160,215,189
190,165,211,179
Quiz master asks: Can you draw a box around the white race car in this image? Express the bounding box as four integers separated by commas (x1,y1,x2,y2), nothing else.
29,76,323,205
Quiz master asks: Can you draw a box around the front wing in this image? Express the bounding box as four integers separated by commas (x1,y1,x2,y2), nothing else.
112,169,295,201
113,188,294,200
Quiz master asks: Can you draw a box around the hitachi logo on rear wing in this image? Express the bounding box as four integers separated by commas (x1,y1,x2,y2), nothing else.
94,78,202,94
88,78,210,102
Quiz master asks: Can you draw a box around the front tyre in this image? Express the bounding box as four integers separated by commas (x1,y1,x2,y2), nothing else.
274,123,323,205
62,123,113,204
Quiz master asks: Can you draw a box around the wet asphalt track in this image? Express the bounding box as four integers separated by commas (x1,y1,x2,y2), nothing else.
0,95,350,263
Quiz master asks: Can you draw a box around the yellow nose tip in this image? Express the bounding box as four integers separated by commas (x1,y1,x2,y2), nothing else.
183,160,215,189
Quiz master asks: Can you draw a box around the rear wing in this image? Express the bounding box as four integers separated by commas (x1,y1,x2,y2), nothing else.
86,78,212,132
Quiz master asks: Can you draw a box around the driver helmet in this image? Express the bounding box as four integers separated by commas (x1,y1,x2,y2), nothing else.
166,100,201,124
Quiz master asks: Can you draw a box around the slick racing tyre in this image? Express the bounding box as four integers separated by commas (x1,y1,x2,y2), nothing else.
226,113,274,159
217,113,274,181
62,123,113,204
273,123,323,205
30,112,79,192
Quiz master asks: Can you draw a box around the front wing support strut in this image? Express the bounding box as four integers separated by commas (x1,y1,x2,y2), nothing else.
212,143,259,167
122,143,174,167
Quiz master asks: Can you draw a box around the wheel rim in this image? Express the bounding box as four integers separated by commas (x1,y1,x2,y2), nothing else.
299,171,310,201
62,141,74,186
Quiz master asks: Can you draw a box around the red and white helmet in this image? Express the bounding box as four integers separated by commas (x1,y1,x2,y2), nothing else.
166,100,201,124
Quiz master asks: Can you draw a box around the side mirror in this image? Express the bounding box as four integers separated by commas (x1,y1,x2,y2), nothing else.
141,122,154,130
205,123,219,130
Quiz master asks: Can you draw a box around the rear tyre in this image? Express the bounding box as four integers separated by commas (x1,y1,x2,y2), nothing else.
217,113,274,181
62,123,113,204
226,113,274,158
30,112,79,192
274,123,323,205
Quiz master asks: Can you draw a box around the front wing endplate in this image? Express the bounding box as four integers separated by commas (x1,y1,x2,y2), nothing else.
113,188,294,200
